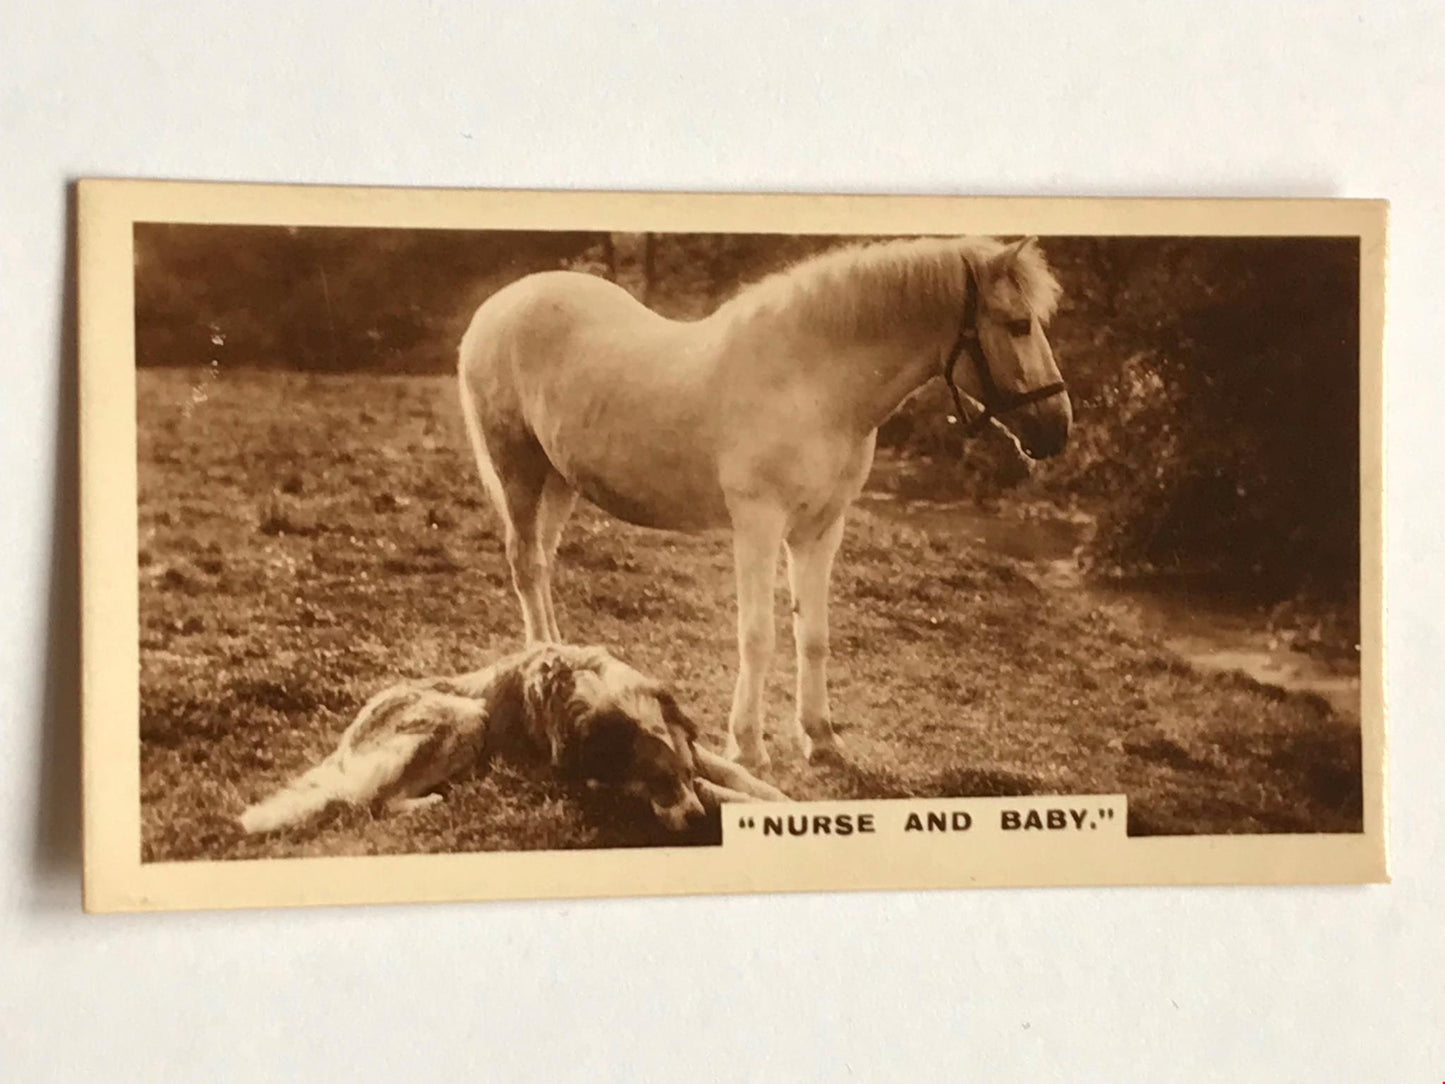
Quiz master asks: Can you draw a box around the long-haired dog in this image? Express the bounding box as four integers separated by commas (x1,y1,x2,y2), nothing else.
239,643,788,835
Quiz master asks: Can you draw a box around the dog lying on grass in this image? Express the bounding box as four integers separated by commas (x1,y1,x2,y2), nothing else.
239,643,788,835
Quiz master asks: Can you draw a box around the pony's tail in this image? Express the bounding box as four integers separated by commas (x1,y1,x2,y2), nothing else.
456,368,508,521
457,316,513,526
239,754,354,834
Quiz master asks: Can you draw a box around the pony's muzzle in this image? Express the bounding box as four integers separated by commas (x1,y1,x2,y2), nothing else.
1015,393,1073,460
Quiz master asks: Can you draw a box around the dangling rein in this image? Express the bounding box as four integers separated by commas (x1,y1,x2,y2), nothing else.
940,262,1068,438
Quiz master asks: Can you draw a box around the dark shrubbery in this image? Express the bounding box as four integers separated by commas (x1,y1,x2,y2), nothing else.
1040,237,1360,600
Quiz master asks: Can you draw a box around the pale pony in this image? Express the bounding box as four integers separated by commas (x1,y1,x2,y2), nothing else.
457,236,1071,769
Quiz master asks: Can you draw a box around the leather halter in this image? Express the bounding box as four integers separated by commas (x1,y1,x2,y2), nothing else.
941,262,1068,438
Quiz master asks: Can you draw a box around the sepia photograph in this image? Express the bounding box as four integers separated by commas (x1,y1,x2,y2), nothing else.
79,183,1385,910
16,6,1443,1078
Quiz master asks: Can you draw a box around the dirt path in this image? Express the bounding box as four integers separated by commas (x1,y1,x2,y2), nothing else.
859,468,1361,723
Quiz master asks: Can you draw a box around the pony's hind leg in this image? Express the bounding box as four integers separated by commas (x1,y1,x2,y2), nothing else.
535,472,578,643
476,436,554,644
459,374,549,643
784,513,847,763
502,481,553,644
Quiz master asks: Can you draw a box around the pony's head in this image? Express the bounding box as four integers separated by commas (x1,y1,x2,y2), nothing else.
964,236,1072,459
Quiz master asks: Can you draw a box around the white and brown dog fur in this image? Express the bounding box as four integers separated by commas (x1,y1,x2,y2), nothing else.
239,643,787,835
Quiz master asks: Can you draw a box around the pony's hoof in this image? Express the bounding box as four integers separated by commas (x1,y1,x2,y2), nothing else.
773,732,814,764
724,735,771,772
806,734,847,766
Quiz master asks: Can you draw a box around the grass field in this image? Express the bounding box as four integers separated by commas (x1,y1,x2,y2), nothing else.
137,369,1362,862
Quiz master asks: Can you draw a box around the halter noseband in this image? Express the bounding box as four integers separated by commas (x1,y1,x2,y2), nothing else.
941,262,1068,438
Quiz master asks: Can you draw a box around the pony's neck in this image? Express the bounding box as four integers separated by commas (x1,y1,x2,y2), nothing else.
723,237,978,435
830,331,949,434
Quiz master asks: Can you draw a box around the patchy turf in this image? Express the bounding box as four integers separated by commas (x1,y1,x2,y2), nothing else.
137,369,1362,861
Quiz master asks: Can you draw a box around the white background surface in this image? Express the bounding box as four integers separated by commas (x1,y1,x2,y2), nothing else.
3,2,1442,1079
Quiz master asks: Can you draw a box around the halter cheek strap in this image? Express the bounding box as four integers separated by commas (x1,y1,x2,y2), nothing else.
941,262,1068,438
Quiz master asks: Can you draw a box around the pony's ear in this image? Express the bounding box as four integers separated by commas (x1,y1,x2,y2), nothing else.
988,235,1061,319
983,236,1037,284
1005,235,1040,262
655,687,699,741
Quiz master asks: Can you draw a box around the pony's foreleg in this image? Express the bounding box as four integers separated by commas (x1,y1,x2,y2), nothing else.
724,507,785,771
784,514,847,763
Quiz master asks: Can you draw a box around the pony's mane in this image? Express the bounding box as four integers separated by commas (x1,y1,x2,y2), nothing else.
720,236,1063,342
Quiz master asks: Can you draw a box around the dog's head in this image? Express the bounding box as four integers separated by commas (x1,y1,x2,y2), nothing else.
544,651,706,831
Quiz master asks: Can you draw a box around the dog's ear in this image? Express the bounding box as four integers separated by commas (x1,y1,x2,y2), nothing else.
566,710,639,783
535,656,577,716
655,688,699,741
478,666,527,748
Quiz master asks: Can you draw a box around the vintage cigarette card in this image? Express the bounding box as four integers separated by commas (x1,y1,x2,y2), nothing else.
78,181,1386,911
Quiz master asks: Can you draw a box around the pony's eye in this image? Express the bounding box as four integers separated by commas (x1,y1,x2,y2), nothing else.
1004,317,1033,337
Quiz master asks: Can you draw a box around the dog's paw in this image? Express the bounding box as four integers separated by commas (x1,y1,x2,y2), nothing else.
387,794,445,817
